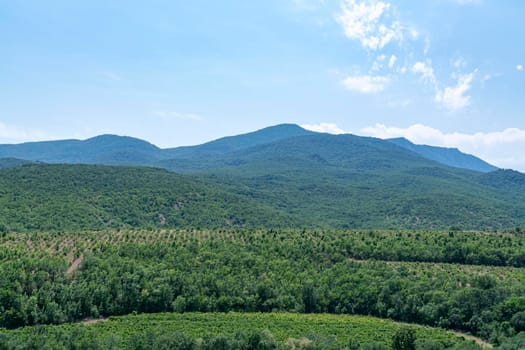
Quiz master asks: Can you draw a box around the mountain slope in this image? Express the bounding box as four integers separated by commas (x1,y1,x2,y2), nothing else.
0,135,161,165
388,137,498,173
0,164,299,232
158,133,525,229
477,169,525,194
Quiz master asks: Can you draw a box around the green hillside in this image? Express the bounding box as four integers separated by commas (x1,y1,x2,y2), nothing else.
0,160,524,231
163,134,525,229
0,164,298,232
0,313,474,350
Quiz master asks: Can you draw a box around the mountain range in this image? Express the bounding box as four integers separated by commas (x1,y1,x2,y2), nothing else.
0,124,524,231
0,124,497,173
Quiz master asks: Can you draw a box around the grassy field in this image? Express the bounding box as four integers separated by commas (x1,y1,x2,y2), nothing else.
0,312,474,349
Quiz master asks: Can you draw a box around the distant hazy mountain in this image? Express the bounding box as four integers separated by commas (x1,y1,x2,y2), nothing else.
158,132,444,173
0,124,500,174
0,135,161,165
0,124,314,166
388,137,498,173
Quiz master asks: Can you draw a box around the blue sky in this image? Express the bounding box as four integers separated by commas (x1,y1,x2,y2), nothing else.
2,0,525,170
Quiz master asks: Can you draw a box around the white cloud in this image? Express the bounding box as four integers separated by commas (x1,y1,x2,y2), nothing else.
412,61,435,83
388,55,397,69
0,121,50,144
371,60,383,72
155,111,203,121
301,123,346,134
434,73,474,111
335,0,403,50
361,123,525,171
341,75,389,93
517,64,524,71
451,57,466,69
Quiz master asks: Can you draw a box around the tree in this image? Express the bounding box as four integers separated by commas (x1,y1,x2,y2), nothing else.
510,311,525,332
392,327,416,350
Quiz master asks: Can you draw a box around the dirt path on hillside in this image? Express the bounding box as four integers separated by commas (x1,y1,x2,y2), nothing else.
66,253,84,274
449,331,493,348
81,318,108,325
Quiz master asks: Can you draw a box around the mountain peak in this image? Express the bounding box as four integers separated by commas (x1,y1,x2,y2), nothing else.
257,123,308,132
84,134,159,149
162,123,315,159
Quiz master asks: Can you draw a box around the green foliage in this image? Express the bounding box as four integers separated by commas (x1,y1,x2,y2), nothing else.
510,312,525,332
0,313,467,350
0,228,523,348
392,327,416,350
0,164,298,232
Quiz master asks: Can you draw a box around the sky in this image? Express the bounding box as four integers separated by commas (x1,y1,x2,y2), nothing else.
1,0,525,170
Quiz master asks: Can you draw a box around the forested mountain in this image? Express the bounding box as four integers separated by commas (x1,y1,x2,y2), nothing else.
0,124,523,230
0,164,297,232
0,124,313,166
0,162,524,231
478,169,525,192
388,137,498,173
166,133,525,229
0,135,161,165
0,124,500,173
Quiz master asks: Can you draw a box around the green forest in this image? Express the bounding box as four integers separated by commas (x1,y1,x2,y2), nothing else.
0,164,525,232
1,228,524,348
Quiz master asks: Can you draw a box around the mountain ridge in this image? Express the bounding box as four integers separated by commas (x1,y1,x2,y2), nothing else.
0,124,501,174
388,137,498,173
